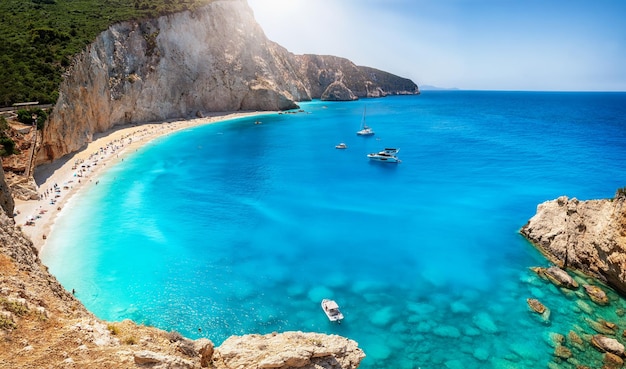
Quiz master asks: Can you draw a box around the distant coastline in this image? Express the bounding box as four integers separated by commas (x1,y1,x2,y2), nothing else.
418,84,460,91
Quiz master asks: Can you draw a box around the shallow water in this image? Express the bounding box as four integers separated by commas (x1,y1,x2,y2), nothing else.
42,91,626,368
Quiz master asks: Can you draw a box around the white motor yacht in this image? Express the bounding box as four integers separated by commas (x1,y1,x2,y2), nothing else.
321,299,344,322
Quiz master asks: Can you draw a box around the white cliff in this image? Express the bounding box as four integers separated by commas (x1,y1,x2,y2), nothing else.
38,0,418,164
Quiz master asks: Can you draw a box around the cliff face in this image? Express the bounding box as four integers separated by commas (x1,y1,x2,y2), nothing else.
521,194,626,295
38,0,418,164
0,163,14,215
0,165,365,368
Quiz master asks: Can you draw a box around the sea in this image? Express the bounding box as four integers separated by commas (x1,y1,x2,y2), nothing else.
41,91,626,369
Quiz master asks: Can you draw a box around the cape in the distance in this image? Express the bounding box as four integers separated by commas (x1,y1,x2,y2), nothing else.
39,0,418,165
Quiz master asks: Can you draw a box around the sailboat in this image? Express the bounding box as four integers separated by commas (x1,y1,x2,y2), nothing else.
356,107,375,136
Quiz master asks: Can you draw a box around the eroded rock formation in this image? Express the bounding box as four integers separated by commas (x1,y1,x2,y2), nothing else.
521,192,626,295
38,0,418,164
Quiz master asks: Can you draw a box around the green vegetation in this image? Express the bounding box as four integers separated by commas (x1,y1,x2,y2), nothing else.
0,116,17,157
16,107,48,130
0,116,8,131
616,187,626,199
0,297,29,317
0,314,16,330
0,0,214,107
123,336,138,345
0,136,17,157
107,324,119,335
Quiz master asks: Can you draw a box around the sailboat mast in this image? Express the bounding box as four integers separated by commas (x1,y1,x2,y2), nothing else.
362,106,367,129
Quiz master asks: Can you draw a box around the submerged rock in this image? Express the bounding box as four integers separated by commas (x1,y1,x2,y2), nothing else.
586,318,618,335
567,330,584,350
554,344,573,360
527,298,551,324
472,312,499,334
604,352,624,369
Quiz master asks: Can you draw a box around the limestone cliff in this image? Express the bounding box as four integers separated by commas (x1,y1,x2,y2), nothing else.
520,191,626,295
0,165,365,368
38,0,418,164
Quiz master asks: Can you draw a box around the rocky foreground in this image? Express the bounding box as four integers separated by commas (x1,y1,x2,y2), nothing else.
0,167,364,368
521,190,626,295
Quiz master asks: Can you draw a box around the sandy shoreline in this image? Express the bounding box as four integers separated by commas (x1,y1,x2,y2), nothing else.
14,111,266,252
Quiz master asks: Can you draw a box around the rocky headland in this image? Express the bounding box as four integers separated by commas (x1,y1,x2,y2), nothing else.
521,190,626,296
37,0,418,165
520,189,626,367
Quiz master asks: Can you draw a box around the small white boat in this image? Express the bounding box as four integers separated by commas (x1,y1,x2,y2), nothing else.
367,148,401,163
356,107,375,136
356,126,374,136
335,142,347,149
321,299,344,322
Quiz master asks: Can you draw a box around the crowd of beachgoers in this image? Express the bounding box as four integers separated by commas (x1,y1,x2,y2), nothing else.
13,112,262,250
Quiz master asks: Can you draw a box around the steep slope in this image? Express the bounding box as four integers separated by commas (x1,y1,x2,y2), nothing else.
38,0,418,164
521,191,626,295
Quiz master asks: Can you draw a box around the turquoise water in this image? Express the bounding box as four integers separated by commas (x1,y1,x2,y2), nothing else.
42,92,626,368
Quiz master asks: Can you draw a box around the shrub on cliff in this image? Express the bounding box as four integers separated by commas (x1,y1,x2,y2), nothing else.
0,136,17,157
0,0,215,107
16,108,48,130
616,187,626,200
0,116,8,131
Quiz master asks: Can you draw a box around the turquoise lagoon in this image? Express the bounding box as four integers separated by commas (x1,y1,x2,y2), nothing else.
42,91,626,368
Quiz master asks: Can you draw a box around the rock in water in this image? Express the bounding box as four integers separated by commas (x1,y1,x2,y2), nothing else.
544,266,579,290
583,284,609,306
527,298,547,314
521,194,626,296
527,298,551,323
591,335,625,356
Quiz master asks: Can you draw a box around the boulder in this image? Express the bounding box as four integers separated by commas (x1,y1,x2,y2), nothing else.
591,335,625,356
527,298,547,314
213,331,365,369
604,352,625,369
527,298,551,324
583,284,609,305
544,266,579,290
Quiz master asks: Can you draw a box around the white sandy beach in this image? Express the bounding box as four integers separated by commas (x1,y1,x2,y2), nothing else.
14,111,265,252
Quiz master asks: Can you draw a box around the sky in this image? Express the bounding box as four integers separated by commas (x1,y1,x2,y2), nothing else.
247,0,626,91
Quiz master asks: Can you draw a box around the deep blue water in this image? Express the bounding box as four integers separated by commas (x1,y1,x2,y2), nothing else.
42,91,626,368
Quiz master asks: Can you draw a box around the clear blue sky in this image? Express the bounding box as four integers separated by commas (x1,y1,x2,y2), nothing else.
247,0,626,91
